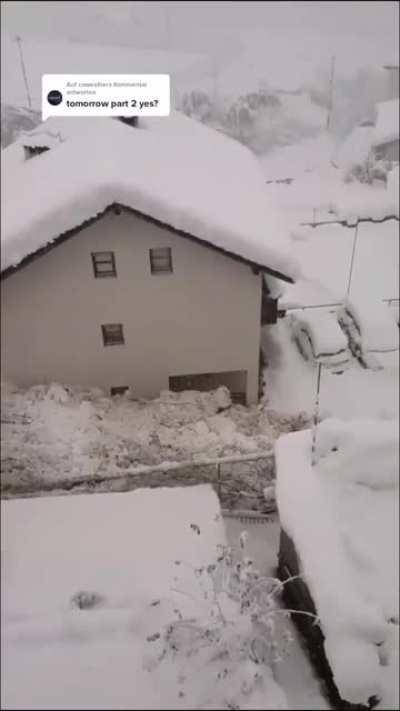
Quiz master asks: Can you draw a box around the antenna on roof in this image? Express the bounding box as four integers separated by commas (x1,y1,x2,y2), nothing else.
326,55,335,132
14,35,32,110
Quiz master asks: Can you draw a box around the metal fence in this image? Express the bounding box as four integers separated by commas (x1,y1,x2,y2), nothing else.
1,451,277,515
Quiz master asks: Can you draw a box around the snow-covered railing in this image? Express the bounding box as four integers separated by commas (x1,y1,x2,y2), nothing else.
2,451,276,514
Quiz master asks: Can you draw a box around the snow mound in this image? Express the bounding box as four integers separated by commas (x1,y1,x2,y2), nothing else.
315,418,398,489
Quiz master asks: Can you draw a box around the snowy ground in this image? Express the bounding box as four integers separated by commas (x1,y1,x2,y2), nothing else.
1,483,330,710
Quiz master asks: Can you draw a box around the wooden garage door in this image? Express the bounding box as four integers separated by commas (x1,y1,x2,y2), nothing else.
169,370,247,405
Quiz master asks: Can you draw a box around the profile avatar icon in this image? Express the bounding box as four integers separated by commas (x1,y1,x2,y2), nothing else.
47,90,63,106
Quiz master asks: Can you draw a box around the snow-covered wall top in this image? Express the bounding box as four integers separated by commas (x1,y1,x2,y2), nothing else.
276,421,399,707
1,114,298,281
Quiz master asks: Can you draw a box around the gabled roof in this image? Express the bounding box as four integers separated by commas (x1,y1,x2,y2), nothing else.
1,114,298,283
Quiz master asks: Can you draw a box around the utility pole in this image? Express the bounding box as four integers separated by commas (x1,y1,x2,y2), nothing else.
311,363,322,466
14,35,32,109
326,55,335,132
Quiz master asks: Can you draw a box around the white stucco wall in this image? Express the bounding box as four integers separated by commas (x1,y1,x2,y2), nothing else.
1,210,263,403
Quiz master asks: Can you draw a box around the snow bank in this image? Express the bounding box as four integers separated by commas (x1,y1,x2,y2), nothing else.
315,418,399,488
1,485,226,709
2,114,298,281
275,422,399,706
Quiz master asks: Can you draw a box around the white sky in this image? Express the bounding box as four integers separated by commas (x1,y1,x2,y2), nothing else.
1,1,398,62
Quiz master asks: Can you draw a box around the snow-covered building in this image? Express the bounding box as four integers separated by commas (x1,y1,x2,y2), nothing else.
1,114,297,404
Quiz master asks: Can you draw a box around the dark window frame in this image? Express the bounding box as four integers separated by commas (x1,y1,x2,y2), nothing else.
92,251,117,278
149,247,173,274
101,323,125,346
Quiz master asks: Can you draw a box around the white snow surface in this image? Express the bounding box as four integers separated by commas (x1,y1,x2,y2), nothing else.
1,114,297,280
275,422,399,707
372,99,400,147
1,485,229,710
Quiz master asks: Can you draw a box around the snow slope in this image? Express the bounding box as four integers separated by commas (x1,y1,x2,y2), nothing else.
275,422,399,708
2,114,297,280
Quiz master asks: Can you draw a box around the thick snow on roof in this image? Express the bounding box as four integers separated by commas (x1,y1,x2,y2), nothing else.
372,99,400,147
1,114,297,280
276,421,399,707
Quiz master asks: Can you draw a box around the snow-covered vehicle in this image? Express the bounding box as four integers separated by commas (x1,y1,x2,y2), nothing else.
338,297,399,370
289,309,352,372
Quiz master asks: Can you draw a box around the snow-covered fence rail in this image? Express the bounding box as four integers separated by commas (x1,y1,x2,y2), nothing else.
1,451,276,513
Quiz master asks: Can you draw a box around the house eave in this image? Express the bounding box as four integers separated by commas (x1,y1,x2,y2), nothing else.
1,202,295,284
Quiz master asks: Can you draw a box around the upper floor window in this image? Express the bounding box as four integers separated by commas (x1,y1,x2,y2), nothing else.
149,247,173,274
92,251,117,278
101,323,124,346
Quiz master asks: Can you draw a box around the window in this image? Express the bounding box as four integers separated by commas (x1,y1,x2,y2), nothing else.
149,247,173,274
92,251,117,278
101,323,124,346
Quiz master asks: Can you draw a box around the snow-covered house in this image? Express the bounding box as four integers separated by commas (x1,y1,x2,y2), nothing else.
1,114,297,404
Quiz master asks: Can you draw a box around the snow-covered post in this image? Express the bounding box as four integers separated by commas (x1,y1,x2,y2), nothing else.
311,363,322,466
